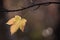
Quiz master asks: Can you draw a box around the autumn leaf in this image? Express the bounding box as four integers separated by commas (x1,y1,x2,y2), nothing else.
6,15,27,35
6,18,15,25
19,18,27,32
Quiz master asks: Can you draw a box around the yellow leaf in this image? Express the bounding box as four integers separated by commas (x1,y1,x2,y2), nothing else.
15,15,21,21
10,20,20,35
6,15,27,35
6,18,15,25
19,18,27,32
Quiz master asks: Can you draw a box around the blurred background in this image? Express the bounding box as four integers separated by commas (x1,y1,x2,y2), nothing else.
0,0,60,40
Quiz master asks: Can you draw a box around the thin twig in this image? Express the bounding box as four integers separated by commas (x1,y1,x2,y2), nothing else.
0,2,60,12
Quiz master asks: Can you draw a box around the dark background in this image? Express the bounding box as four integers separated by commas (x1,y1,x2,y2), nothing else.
0,0,60,40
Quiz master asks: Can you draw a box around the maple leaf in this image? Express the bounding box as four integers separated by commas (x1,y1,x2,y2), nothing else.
6,15,27,35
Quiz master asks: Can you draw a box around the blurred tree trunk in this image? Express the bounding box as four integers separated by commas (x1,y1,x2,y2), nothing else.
0,0,10,40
